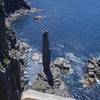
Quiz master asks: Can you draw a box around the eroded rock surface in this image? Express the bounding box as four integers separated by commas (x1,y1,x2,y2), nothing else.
32,57,72,98
82,57,100,86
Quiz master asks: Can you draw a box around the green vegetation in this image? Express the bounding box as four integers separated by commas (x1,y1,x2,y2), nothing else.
2,52,11,65
3,58,10,65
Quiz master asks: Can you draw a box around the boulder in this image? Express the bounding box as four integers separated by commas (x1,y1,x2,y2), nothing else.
53,58,70,73
33,16,43,21
83,57,100,86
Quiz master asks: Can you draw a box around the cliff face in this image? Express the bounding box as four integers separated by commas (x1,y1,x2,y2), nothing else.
0,2,8,51
0,0,30,100
4,0,30,14
0,0,30,50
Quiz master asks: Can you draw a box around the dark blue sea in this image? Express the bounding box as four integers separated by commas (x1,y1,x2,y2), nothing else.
12,0,100,99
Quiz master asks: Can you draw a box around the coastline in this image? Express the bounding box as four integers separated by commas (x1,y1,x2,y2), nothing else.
5,4,75,99
5,7,40,28
1,0,100,99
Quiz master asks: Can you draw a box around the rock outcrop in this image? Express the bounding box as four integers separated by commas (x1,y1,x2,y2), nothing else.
0,0,30,100
32,31,72,98
32,57,71,98
42,30,53,87
4,0,30,14
82,57,100,86
0,0,74,99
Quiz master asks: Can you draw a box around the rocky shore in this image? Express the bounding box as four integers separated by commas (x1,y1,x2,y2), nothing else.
16,31,73,98
4,0,30,14
4,8,74,100
8,36,74,99
5,7,40,27
12,39,73,98
1,0,100,100
32,57,72,97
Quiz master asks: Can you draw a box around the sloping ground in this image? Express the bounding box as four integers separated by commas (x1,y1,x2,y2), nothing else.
21,90,75,100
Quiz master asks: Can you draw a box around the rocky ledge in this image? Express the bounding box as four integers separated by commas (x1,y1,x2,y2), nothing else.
21,90,75,100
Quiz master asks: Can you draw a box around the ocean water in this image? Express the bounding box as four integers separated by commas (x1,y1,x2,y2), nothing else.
12,0,100,99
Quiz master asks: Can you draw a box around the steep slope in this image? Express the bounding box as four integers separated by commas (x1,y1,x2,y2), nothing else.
0,0,30,100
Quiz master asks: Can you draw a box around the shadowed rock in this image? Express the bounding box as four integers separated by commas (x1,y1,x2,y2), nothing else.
4,0,30,14
42,30,54,87
11,59,22,94
0,2,22,100
0,2,8,51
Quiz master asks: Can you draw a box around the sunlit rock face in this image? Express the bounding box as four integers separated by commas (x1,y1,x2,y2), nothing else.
4,0,30,14
21,90,74,100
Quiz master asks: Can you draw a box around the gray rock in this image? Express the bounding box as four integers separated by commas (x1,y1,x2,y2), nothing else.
32,57,72,98
83,57,100,86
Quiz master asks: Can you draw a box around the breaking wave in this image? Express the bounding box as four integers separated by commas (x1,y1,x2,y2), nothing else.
64,52,100,100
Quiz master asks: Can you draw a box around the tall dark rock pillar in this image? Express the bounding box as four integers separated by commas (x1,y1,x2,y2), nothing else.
42,30,50,71
42,30,54,87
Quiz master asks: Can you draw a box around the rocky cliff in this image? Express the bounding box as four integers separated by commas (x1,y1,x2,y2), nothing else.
4,0,30,14
0,0,30,100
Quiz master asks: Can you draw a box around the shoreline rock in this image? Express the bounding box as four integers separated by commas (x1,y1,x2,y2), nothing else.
5,13,74,98
32,57,73,98
4,0,31,14
11,40,73,99
5,7,40,28
33,15,43,21
5,2,71,98
81,57,100,87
